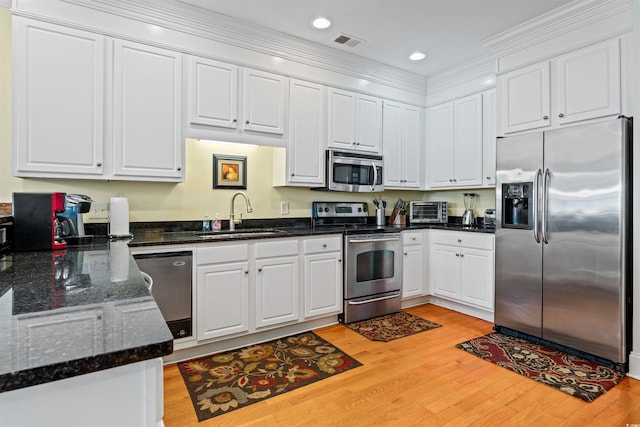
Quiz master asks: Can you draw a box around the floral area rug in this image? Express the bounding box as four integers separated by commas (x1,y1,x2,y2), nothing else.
346,311,442,342
177,331,362,422
456,332,624,402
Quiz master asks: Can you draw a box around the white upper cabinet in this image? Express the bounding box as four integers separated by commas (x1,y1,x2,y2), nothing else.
482,89,497,187
555,38,621,126
498,61,550,134
242,68,287,135
184,59,287,146
427,93,483,189
498,38,621,135
185,56,238,129
276,79,326,186
12,18,105,177
328,88,382,153
383,101,424,189
111,40,183,180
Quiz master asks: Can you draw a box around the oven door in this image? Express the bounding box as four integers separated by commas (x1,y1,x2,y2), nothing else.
344,233,402,299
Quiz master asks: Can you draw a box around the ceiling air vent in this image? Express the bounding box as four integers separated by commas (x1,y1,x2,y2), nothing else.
333,33,364,48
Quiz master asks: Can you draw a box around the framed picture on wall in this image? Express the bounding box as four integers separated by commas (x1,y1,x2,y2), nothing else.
213,154,247,189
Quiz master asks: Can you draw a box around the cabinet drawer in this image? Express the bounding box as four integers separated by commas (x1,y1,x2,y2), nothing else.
197,244,249,264
303,236,342,254
430,230,494,250
403,231,423,245
255,239,298,258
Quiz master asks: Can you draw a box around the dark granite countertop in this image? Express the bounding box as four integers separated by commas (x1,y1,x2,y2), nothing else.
0,240,173,393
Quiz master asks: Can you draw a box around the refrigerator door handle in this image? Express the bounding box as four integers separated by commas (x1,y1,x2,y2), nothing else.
533,168,542,243
542,168,550,244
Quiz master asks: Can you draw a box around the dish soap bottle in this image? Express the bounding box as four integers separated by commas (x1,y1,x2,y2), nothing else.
212,213,221,232
202,214,212,232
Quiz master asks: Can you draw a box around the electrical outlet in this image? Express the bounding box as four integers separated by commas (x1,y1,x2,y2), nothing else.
87,202,109,219
281,201,289,215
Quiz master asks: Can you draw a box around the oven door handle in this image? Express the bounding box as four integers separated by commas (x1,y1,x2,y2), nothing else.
348,237,401,243
347,292,401,305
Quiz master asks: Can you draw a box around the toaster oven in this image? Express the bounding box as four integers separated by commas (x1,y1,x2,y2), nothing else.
409,201,448,224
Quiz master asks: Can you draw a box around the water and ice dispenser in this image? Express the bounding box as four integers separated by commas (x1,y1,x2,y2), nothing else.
502,183,533,229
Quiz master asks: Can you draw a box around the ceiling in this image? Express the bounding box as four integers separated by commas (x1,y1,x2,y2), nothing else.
178,0,576,77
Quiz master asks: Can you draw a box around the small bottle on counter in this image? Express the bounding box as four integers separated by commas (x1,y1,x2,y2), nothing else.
212,213,221,231
202,214,212,232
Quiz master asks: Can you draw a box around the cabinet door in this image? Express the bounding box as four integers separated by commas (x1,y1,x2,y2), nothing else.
426,103,455,188
556,38,621,125
242,68,286,135
355,94,383,153
382,101,403,187
328,88,356,149
402,244,424,298
288,79,326,185
482,89,497,187
255,256,299,328
498,61,551,134
430,244,460,299
402,105,423,188
460,248,494,310
13,18,105,177
454,93,483,187
186,56,238,129
196,262,249,340
112,40,183,180
304,252,342,318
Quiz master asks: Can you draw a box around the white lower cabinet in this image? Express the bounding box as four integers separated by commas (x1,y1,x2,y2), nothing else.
429,230,495,310
255,240,299,328
402,231,427,298
195,235,342,343
196,244,250,341
303,236,342,317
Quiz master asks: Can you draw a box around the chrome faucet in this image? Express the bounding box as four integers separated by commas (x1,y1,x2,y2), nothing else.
229,192,253,231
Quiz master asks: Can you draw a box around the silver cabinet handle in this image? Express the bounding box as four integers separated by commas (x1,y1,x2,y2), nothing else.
347,292,400,305
456,253,460,257
558,113,565,118
246,120,250,124
244,270,249,274
457,239,462,243
322,243,327,248
543,115,549,120
460,253,464,258
172,261,186,267
96,162,102,167
258,267,262,272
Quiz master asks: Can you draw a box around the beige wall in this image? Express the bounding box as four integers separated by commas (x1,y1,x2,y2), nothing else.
0,7,495,224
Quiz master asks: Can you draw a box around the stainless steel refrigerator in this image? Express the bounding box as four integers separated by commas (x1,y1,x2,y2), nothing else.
495,116,632,367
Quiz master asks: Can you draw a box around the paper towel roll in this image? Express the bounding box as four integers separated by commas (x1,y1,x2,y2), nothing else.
109,196,130,237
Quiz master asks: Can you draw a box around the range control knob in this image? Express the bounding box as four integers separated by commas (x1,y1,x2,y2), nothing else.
357,207,362,212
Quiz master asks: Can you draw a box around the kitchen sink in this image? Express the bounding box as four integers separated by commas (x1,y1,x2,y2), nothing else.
194,228,286,239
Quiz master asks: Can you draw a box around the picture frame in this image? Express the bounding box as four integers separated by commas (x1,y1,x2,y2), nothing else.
213,154,247,189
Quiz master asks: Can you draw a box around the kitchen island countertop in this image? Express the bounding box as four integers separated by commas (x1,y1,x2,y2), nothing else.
0,239,173,393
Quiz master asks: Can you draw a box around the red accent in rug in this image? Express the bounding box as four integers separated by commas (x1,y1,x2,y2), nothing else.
456,332,624,402
346,311,442,342
178,331,362,422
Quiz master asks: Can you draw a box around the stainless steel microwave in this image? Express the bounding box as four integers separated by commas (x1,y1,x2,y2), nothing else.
315,149,383,192
409,201,448,224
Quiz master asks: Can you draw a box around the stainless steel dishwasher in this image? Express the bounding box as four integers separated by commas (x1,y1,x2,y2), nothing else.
133,251,192,339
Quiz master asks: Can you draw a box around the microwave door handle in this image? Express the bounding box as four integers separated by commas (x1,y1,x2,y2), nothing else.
370,162,377,190
349,237,401,243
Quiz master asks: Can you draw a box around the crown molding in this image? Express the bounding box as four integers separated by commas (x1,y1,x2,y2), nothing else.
43,0,426,95
484,0,633,59
427,54,496,97
0,0,11,8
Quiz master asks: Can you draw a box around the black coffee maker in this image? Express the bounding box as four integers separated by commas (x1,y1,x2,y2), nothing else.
12,192,75,251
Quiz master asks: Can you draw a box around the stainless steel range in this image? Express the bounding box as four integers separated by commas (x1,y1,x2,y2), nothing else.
312,201,403,323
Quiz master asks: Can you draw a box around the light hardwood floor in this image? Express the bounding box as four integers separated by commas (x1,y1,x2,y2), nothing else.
163,304,640,426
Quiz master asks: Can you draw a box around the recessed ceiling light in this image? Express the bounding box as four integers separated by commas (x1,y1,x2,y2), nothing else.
409,51,426,61
312,17,332,29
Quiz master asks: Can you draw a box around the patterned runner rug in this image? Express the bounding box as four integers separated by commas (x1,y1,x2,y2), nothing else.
346,311,442,342
178,331,362,422
456,332,624,402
